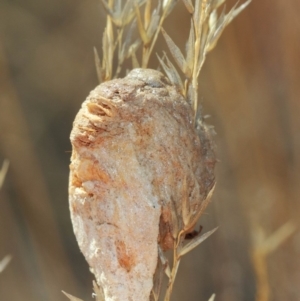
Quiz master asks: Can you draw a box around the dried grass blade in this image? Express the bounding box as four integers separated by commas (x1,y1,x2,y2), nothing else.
0,159,9,189
135,4,149,44
181,176,191,227
186,183,216,233
208,293,216,301
131,51,140,69
203,1,212,21
261,221,297,255
185,19,195,77
227,0,251,22
208,9,217,33
100,0,115,19
115,0,122,15
196,22,209,75
163,0,178,17
161,28,186,73
194,0,202,30
206,12,226,52
122,19,138,57
144,0,152,29
104,17,114,80
122,0,136,25
0,255,12,273
146,9,160,40
164,55,184,92
183,0,194,13
123,0,135,15
101,28,108,71
207,0,251,52
157,54,184,93
62,291,85,301
158,245,171,278
123,0,147,26
93,47,103,84
178,227,218,257
187,80,195,104
128,39,141,60
169,196,180,239
151,263,163,301
157,54,172,80
211,0,225,9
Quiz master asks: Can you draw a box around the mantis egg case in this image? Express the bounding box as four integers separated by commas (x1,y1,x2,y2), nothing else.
69,69,215,301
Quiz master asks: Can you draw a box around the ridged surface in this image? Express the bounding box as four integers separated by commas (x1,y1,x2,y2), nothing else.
69,69,216,301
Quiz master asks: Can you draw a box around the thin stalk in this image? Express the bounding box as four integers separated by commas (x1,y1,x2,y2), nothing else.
191,0,207,120
114,28,125,78
164,244,181,301
252,250,270,301
163,233,186,301
142,1,173,68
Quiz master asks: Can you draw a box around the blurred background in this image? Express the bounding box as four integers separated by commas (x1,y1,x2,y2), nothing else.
0,0,299,300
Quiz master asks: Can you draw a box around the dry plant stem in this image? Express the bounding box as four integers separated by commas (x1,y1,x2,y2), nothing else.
161,0,251,122
208,294,216,301
0,160,11,274
114,28,125,78
105,16,114,80
251,221,297,301
141,0,174,68
0,159,9,189
164,238,183,301
252,250,269,301
191,0,206,118
97,0,177,82
63,281,105,301
163,219,218,300
0,255,12,273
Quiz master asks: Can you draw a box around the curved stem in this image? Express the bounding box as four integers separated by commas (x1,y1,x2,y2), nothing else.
164,234,184,301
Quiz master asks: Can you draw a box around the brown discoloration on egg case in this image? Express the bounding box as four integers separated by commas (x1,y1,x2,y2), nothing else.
69,69,216,301
115,240,135,272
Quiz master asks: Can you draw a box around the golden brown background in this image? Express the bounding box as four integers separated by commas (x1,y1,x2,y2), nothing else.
0,0,299,300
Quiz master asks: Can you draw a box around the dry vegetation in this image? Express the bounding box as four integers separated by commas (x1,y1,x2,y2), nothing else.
0,160,11,274
67,1,251,301
0,0,299,301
